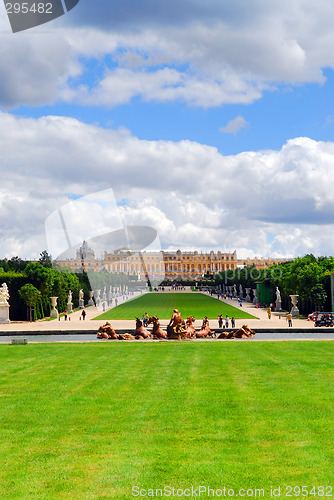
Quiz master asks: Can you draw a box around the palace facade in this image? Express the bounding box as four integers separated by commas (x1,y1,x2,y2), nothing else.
55,241,290,281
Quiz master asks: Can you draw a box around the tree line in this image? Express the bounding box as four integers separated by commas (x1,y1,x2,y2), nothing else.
0,251,138,321
215,254,334,315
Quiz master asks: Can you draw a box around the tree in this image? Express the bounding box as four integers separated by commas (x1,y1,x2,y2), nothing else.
24,262,55,317
310,285,327,310
19,284,42,322
39,250,52,268
8,256,27,272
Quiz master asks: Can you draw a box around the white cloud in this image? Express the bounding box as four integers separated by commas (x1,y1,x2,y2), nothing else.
220,116,248,134
0,112,334,259
60,66,264,108
0,31,77,109
0,0,334,108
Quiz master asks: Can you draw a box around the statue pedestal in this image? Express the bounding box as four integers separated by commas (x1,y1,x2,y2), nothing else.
79,299,85,309
276,300,282,311
0,304,10,324
67,302,73,313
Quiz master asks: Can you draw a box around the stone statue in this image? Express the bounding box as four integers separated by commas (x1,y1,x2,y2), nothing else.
95,289,101,308
79,289,84,309
67,289,73,313
276,287,282,310
0,283,9,305
253,288,258,305
0,283,10,324
88,291,94,306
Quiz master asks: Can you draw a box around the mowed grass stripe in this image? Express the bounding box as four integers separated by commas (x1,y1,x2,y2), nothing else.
0,342,333,499
94,292,257,320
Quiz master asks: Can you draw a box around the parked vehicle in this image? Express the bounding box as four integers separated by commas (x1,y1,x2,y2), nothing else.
311,312,334,327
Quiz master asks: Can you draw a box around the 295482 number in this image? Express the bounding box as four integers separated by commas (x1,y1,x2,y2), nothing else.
285,485,332,496
5,3,53,14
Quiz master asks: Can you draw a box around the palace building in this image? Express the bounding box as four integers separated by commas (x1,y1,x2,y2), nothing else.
55,241,290,281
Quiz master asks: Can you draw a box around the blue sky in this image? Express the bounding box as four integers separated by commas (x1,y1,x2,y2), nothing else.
13,67,334,155
0,0,334,259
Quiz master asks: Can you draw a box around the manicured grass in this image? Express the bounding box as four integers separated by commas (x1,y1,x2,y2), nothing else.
94,292,257,320
0,342,333,499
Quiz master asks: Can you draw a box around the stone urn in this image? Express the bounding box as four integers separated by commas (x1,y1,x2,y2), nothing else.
50,296,59,319
290,295,299,316
245,288,251,302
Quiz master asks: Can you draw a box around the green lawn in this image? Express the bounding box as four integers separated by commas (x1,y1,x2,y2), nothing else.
94,292,257,320
0,342,333,499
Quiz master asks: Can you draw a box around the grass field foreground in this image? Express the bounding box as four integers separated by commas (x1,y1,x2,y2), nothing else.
94,292,257,321
0,342,333,499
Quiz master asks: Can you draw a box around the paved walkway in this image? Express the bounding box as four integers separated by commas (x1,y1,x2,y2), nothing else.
200,292,315,330
0,290,330,338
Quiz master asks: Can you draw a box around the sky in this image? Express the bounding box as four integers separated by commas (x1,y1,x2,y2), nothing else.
0,0,334,260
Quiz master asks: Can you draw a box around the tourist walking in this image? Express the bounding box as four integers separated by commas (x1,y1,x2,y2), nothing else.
231,317,235,328
225,315,229,328
267,306,271,319
81,309,86,320
218,314,223,328
287,312,292,327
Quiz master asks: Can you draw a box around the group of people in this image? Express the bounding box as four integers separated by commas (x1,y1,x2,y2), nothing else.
153,285,187,292
217,314,235,329
142,310,237,330
141,312,149,326
267,306,292,326
62,309,86,321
